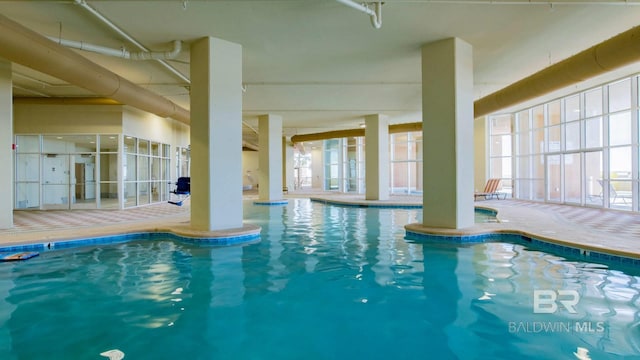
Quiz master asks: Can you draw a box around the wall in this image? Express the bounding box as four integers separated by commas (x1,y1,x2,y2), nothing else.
123,107,187,146
242,150,259,188
14,103,122,133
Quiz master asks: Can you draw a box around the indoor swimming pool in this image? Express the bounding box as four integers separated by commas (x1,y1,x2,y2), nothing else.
0,199,639,359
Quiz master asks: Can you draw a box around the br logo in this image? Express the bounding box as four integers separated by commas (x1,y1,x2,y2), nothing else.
533,290,580,314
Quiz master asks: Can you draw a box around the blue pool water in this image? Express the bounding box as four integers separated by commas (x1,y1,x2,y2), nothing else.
1,199,639,359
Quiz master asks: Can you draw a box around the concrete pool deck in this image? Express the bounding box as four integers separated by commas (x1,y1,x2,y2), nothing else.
295,191,640,259
0,198,260,248
0,191,639,259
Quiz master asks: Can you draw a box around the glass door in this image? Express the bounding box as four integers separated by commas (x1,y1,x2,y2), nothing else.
42,154,70,209
71,154,97,210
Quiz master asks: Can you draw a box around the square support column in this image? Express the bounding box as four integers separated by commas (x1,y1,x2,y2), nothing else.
0,60,12,229
422,38,474,229
258,114,283,201
365,114,389,201
190,37,243,231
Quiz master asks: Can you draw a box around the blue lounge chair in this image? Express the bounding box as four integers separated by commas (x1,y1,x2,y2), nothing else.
168,177,190,206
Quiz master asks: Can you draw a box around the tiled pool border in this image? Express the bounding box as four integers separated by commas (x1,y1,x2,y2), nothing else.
310,197,423,209
253,200,289,206
311,198,499,219
308,197,638,267
0,231,261,253
405,230,640,267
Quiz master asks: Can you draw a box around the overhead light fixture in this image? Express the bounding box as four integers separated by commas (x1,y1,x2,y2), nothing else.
359,123,366,128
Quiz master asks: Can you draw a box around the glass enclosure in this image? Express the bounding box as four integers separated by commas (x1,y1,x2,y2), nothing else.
495,74,640,211
390,132,422,195
15,134,173,210
324,139,341,191
490,115,513,198
343,137,365,193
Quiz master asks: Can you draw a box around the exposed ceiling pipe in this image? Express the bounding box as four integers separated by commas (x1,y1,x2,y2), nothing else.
48,37,182,61
73,0,190,84
336,0,382,29
386,0,640,4
475,24,640,117
242,141,259,151
12,86,50,97
0,14,190,124
242,121,259,135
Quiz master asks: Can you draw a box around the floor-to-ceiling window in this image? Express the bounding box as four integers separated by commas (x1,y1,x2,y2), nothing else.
41,135,98,210
310,137,366,193
507,74,639,211
343,136,365,193
176,146,190,179
608,78,634,210
14,135,40,209
99,135,119,209
489,115,513,198
124,135,172,208
123,136,138,207
324,139,341,191
293,147,312,190
14,133,172,210
15,134,124,210
390,131,423,195
310,131,423,195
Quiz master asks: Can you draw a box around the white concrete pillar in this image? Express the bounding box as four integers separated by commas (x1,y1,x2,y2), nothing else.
0,60,12,229
365,114,389,201
258,114,283,201
422,38,474,229
190,37,243,231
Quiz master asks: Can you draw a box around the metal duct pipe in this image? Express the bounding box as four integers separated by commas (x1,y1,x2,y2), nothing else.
292,128,364,143
336,0,382,29
48,37,182,61
73,0,190,84
0,14,190,124
242,141,259,151
291,122,422,143
474,24,640,117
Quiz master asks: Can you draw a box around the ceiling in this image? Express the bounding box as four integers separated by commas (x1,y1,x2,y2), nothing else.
2,0,640,147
